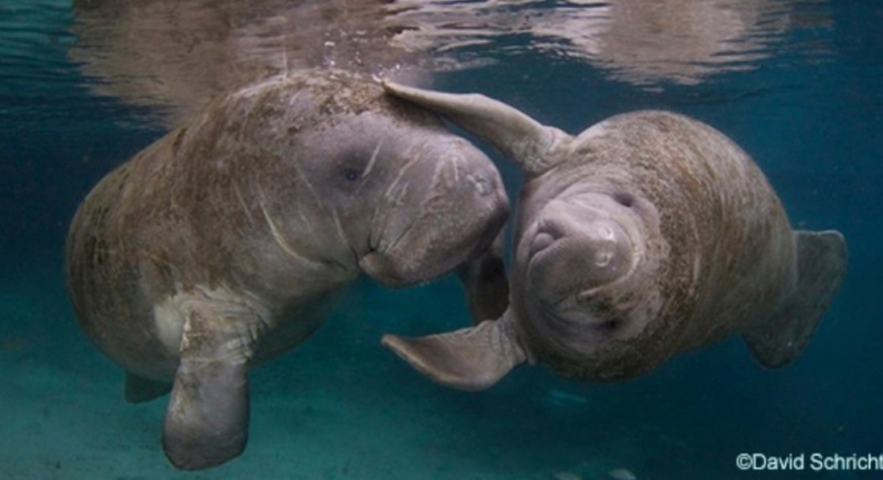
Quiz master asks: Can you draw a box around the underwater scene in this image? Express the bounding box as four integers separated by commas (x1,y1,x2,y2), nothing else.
1,1,881,479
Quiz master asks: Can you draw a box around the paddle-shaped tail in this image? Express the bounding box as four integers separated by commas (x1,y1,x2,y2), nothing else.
743,230,848,367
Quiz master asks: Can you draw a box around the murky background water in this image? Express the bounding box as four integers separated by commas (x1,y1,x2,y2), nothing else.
1,1,880,479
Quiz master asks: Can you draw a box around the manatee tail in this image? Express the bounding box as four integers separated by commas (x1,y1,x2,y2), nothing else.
381,310,527,391
744,230,848,368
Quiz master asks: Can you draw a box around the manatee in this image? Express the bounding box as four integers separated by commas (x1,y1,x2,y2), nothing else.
65,69,509,470
379,81,848,390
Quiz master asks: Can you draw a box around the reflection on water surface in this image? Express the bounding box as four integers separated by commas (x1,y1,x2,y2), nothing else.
69,0,833,126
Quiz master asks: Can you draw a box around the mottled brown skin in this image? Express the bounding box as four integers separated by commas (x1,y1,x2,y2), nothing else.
509,112,794,380
65,69,508,469
378,82,847,391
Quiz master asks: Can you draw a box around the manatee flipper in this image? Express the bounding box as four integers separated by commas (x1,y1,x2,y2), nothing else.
382,80,572,175
162,307,257,470
125,372,172,403
744,230,848,368
457,231,510,324
381,310,527,391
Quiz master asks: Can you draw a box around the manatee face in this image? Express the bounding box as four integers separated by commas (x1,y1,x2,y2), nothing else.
185,73,509,291
514,191,651,363
523,195,634,307
291,109,508,287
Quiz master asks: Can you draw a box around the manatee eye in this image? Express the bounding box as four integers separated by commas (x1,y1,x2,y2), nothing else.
598,318,620,332
612,191,634,207
343,169,360,181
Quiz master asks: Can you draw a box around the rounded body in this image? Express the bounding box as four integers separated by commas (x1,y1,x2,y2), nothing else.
66,69,508,382
376,81,845,393
512,111,796,379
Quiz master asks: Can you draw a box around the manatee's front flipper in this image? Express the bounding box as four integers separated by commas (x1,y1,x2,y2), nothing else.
381,80,572,176
744,230,848,368
457,231,510,324
381,310,527,391
162,306,259,470
125,372,172,403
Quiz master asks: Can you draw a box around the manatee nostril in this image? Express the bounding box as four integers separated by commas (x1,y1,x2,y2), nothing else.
593,224,616,241
594,249,614,267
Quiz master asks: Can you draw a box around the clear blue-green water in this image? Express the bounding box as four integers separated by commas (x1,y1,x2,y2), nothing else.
1,1,880,479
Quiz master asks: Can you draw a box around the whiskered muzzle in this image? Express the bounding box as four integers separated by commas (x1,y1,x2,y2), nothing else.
526,214,634,307
358,139,509,286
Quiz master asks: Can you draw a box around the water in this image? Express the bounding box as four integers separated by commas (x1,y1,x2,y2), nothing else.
1,1,880,478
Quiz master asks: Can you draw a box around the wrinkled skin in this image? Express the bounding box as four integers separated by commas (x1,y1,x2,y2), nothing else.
379,81,848,391
65,69,509,470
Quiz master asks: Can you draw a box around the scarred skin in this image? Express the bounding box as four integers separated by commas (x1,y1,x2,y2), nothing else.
378,82,847,391
65,69,509,470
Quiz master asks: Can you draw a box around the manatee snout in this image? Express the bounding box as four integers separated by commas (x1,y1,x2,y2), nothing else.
359,138,508,287
525,203,633,306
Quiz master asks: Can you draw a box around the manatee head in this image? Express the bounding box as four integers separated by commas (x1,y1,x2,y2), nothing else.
348,118,509,287
513,188,663,378
177,71,507,291
259,72,509,287
296,114,508,287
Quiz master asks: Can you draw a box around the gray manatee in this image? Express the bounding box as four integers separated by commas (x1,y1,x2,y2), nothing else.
65,69,509,470
379,81,848,390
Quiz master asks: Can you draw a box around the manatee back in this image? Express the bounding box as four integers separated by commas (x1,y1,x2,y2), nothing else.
65,147,179,376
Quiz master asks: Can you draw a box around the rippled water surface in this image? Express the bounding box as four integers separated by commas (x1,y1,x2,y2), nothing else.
1,1,881,479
